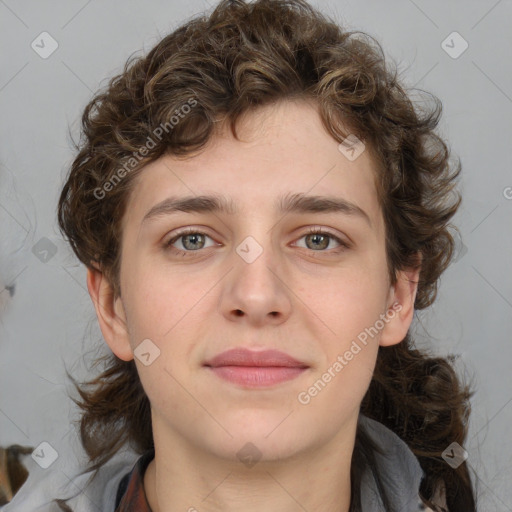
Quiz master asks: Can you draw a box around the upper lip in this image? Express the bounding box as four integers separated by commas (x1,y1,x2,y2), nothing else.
204,348,309,368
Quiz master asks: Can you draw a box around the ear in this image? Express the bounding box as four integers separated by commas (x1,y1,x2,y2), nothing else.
379,255,421,347
86,265,134,361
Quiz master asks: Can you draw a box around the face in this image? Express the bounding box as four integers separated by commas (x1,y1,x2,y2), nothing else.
92,98,418,463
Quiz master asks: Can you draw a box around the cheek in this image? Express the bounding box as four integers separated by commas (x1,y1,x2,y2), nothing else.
298,274,385,414
297,262,390,401
307,264,389,335
121,257,197,337
120,262,219,380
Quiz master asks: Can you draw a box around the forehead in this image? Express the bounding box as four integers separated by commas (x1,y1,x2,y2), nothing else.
122,99,383,234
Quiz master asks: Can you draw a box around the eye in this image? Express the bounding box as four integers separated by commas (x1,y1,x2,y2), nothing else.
294,227,350,253
165,229,217,255
164,226,350,257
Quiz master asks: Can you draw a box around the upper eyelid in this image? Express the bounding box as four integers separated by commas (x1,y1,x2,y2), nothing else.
296,228,349,248
166,227,217,244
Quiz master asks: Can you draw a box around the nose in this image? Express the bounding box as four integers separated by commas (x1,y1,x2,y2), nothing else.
219,236,293,328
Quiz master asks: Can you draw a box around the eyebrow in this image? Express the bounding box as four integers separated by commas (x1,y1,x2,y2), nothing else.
141,192,372,227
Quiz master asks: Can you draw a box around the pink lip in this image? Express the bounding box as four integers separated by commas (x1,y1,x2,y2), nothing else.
204,348,309,388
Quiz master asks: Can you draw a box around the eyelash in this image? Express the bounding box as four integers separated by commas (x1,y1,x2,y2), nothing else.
164,227,350,257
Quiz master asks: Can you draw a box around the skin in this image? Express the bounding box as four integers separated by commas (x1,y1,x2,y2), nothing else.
87,98,419,512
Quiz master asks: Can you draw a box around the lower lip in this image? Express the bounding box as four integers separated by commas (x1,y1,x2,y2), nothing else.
207,366,307,387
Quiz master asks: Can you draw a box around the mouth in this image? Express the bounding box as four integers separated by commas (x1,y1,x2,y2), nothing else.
203,348,309,388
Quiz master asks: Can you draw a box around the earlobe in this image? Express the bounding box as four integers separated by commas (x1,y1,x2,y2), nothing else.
86,266,134,361
379,263,421,347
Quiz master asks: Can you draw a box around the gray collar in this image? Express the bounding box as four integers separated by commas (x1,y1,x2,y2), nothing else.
358,414,426,511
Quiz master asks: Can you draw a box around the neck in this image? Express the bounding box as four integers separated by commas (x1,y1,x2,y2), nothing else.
144,418,356,512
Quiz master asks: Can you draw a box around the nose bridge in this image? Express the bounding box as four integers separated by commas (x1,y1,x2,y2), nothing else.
232,210,279,274
234,230,281,295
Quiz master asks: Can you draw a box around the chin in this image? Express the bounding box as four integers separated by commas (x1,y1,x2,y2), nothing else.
209,412,311,459
209,434,309,466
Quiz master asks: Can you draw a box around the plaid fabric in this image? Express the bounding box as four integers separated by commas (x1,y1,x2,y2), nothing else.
114,449,155,512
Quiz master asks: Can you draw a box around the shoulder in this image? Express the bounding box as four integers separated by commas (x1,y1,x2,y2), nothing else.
0,445,138,512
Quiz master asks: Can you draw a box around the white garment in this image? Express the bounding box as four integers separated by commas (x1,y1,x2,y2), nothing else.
1,415,429,512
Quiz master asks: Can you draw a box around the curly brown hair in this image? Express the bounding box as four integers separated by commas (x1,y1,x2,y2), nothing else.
57,0,475,510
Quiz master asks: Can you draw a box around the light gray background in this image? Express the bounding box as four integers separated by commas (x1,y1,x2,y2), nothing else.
1,0,511,509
